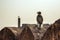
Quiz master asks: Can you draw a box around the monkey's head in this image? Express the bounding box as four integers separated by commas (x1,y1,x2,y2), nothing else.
37,11,41,14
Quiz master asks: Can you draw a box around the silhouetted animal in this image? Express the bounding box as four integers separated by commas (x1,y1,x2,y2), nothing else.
36,11,43,29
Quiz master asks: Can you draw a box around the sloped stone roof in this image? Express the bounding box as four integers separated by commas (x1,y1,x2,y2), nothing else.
1,27,23,37
22,24,50,40
0,24,50,40
55,19,60,24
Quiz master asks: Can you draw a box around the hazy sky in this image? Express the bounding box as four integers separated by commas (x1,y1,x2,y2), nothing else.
0,0,60,29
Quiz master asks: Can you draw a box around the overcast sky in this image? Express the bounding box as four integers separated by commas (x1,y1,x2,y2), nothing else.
0,0,60,29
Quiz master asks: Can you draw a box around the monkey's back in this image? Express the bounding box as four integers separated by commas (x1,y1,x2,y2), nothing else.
37,15,43,24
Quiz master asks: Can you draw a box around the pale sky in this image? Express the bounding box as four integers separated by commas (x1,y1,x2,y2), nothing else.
0,0,60,29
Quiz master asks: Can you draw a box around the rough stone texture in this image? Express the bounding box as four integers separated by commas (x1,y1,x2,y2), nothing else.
22,24,50,40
